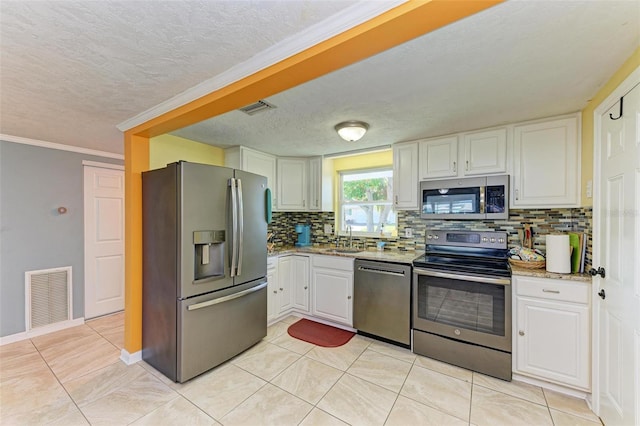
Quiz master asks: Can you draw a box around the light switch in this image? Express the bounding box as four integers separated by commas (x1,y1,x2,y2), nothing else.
405,228,413,238
586,180,593,198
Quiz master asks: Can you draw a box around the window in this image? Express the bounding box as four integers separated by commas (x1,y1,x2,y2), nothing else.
339,168,396,235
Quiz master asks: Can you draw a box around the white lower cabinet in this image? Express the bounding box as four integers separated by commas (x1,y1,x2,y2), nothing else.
513,275,591,390
267,257,279,323
311,255,354,326
277,255,310,315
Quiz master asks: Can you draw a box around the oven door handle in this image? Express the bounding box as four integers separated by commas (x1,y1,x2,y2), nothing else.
414,268,511,286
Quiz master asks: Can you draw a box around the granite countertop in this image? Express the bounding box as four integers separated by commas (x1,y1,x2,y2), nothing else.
268,245,423,265
510,264,592,283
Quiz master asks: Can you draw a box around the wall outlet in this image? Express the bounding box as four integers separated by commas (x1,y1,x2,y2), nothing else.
405,228,413,238
324,224,333,235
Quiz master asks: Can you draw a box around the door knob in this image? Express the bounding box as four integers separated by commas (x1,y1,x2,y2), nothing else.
598,289,606,300
589,267,606,278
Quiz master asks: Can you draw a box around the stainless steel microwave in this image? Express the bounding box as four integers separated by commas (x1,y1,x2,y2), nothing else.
420,175,509,220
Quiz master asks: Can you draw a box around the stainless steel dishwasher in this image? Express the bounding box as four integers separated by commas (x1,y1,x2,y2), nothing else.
354,259,411,346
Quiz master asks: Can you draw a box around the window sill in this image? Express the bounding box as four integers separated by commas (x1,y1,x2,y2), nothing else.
338,231,397,239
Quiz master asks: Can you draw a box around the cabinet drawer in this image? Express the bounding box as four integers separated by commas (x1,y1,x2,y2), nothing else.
312,255,354,271
515,276,589,304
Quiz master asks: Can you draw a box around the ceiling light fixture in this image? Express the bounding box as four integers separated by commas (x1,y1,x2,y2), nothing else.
335,121,369,142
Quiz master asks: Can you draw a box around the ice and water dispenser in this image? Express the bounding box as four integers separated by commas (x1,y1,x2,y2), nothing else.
194,230,225,280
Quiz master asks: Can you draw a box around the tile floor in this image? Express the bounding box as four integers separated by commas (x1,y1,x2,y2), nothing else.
0,312,602,425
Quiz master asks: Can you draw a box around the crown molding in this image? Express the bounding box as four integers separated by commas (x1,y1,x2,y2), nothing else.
0,134,124,160
116,0,405,132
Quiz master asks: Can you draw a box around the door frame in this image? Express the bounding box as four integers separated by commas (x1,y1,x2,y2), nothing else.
591,66,640,415
83,160,125,318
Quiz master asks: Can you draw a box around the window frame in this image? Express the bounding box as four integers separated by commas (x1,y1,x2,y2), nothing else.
338,166,396,237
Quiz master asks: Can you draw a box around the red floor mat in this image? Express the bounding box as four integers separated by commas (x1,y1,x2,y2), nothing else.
287,319,355,347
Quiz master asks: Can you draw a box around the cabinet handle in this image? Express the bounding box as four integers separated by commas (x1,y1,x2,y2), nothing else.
466,160,469,171
273,290,277,294
303,200,306,207
515,189,519,200
542,289,560,294
453,161,457,173
304,286,308,290
395,195,398,205
279,288,283,291
347,295,352,300
519,330,525,336
315,199,318,207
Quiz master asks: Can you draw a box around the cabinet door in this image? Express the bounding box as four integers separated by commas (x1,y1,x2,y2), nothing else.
242,148,276,191
515,296,590,390
463,128,507,176
277,256,293,313
291,256,310,312
512,116,579,207
266,264,279,323
311,268,353,326
277,158,307,210
392,142,418,210
418,136,458,179
308,157,322,211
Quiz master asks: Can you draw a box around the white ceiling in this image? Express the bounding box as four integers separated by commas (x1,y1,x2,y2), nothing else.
1,1,639,157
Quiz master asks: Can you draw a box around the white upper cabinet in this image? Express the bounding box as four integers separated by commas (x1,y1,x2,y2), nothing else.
392,142,419,210
512,115,579,207
277,156,333,212
418,136,458,179
225,146,277,207
462,128,507,176
277,158,308,211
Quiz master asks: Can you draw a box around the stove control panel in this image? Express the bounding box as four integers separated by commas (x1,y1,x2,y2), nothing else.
425,230,508,249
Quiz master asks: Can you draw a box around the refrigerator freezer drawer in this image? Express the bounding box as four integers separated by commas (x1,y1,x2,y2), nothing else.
177,280,267,383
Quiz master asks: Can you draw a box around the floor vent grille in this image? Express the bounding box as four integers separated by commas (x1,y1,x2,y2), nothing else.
25,267,72,331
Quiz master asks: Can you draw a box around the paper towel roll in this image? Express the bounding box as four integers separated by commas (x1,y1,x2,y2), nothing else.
546,234,571,273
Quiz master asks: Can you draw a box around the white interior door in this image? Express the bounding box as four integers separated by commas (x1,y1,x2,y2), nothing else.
595,80,639,426
84,163,125,319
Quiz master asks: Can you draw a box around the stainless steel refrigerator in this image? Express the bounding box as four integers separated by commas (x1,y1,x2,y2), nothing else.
142,161,268,383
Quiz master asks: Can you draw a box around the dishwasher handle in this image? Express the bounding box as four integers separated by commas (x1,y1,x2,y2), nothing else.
357,265,406,277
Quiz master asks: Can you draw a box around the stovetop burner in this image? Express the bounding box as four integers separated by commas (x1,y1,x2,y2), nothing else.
413,230,511,278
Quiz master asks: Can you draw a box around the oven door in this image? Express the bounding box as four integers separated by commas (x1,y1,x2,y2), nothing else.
412,268,511,352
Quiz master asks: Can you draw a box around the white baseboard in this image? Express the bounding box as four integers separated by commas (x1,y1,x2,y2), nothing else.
512,373,590,399
120,349,142,365
0,318,85,346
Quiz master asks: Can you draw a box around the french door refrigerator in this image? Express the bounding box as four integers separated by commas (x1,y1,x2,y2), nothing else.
142,161,268,383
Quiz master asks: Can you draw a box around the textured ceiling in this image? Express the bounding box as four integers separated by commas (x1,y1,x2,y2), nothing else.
1,1,638,157
173,0,640,157
0,0,360,154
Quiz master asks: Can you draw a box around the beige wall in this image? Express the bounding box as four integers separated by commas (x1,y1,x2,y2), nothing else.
149,134,225,170
581,47,640,206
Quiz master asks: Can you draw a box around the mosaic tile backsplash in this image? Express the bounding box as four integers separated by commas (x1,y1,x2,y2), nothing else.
267,207,593,270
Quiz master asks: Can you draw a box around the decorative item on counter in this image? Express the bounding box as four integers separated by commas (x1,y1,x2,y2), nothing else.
546,234,571,273
508,246,546,269
376,241,386,252
267,232,275,253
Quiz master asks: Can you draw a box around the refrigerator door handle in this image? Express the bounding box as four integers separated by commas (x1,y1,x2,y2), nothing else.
186,281,267,311
230,178,238,277
237,178,244,276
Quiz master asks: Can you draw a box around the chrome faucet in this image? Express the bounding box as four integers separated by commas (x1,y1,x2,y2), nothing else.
347,225,352,248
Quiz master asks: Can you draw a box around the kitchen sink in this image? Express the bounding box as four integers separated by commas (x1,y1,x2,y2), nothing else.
322,248,362,254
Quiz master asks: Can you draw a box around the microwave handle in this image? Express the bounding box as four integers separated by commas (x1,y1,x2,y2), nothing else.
479,186,486,214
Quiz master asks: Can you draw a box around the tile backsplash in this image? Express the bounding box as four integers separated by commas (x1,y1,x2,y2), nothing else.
267,207,593,270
